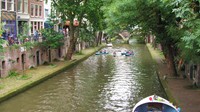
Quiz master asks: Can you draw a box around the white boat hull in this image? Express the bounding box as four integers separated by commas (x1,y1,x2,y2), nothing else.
132,95,180,112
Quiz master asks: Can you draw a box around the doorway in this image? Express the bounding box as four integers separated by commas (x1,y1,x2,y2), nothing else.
1,61,6,77
58,47,61,58
36,51,40,66
48,48,51,62
21,54,26,70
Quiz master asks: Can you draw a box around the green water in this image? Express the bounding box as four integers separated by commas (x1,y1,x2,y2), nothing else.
0,42,166,112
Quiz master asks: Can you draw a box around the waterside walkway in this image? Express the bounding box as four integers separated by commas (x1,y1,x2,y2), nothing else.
147,43,200,112
0,46,102,103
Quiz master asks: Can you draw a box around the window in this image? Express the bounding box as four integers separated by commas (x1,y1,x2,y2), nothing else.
1,0,15,11
34,22,37,31
17,0,22,12
39,6,42,17
24,0,28,13
31,21,43,34
45,9,49,17
1,0,6,10
38,22,40,30
31,22,33,34
31,4,34,16
35,5,38,16
7,0,14,11
40,22,43,29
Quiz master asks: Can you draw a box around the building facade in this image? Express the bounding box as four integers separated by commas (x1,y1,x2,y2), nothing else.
44,0,53,29
0,1,1,23
16,0,29,36
44,0,63,32
0,0,78,78
29,0,44,36
1,0,17,44
44,0,51,22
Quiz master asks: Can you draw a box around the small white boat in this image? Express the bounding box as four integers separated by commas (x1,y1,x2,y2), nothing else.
132,95,181,112
106,43,113,47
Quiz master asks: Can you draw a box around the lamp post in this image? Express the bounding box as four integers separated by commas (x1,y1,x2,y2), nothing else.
65,20,70,26
73,20,79,27
65,19,79,27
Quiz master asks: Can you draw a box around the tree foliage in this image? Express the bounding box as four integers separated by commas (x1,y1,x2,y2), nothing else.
40,28,64,49
44,0,200,64
0,22,6,52
172,0,200,62
17,23,30,44
51,0,105,59
103,0,183,76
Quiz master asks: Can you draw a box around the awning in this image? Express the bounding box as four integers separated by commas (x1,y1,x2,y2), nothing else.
1,12,16,20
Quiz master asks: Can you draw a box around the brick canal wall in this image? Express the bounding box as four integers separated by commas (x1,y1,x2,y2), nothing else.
0,46,65,77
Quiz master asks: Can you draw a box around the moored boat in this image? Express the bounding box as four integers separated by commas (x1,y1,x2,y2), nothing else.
95,50,109,55
95,52,101,55
132,95,181,112
107,43,113,47
121,51,134,56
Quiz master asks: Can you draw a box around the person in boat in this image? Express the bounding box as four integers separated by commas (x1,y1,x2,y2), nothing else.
153,94,158,100
113,51,116,57
104,50,107,54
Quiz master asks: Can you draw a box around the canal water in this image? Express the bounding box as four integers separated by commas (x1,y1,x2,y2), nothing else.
0,43,166,112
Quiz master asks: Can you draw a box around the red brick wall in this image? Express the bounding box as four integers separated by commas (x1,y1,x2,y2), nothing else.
0,45,66,77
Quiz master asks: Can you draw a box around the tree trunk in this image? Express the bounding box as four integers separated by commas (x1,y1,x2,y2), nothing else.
169,44,178,76
126,40,129,44
156,9,178,76
105,37,108,44
66,26,77,60
197,64,200,87
163,43,178,76
99,31,102,45
95,32,98,47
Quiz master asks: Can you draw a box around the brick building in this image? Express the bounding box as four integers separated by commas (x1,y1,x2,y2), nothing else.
16,0,29,36
29,0,44,36
1,0,17,43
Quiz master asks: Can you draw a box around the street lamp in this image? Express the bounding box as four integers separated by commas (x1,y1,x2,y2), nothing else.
73,20,79,27
65,20,79,27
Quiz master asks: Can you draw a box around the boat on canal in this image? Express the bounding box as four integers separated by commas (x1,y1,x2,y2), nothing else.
121,51,134,56
95,50,109,55
132,95,181,112
106,43,113,47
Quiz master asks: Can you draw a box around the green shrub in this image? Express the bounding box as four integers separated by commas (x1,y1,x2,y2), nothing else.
8,70,19,78
75,51,83,55
49,64,57,68
43,61,50,65
17,75,32,80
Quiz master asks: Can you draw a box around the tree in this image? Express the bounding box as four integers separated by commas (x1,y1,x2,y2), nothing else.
17,23,30,44
51,0,105,60
51,0,86,60
40,28,64,49
172,0,200,63
84,0,105,46
103,0,181,76
0,22,6,53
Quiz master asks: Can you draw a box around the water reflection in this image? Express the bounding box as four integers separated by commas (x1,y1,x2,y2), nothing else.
0,44,166,112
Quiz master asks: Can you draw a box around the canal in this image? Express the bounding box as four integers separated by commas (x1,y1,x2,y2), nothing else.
0,42,166,112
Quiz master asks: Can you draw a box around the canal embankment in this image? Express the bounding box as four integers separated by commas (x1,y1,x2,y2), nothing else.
146,44,178,104
0,46,103,103
146,43,200,112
